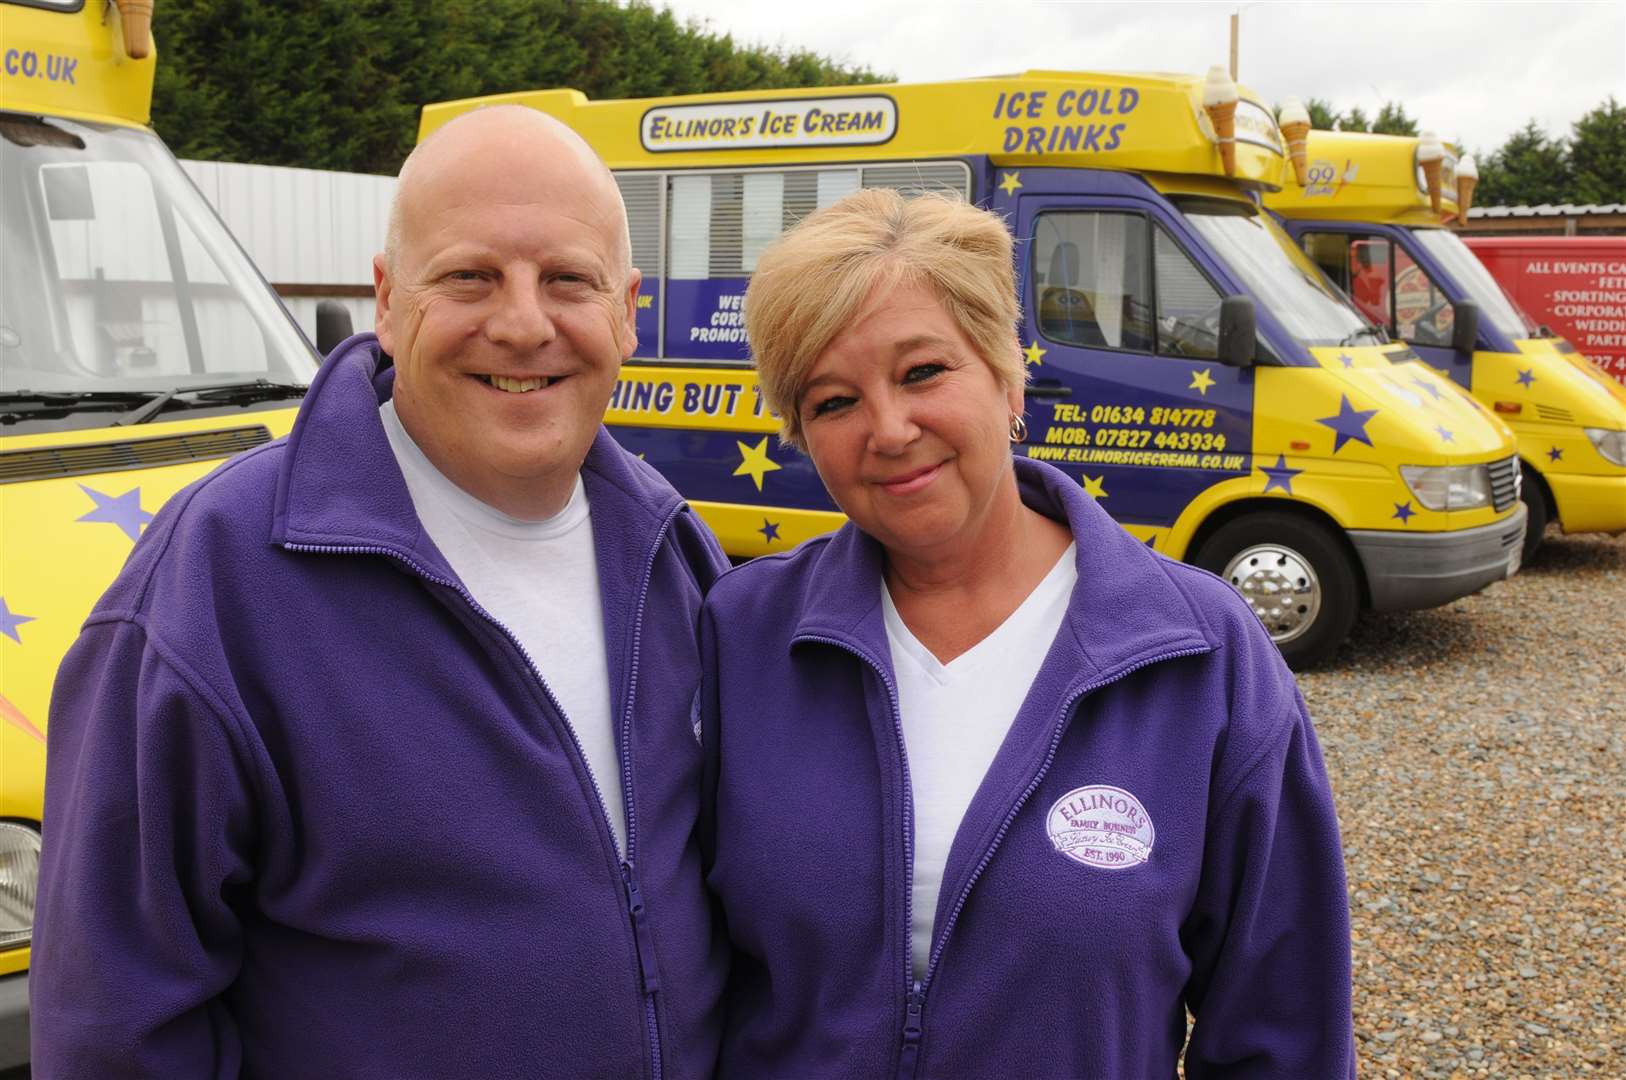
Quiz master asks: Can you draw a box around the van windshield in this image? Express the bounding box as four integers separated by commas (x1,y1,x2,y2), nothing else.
0,113,318,394
1410,228,1537,339
1182,201,1385,348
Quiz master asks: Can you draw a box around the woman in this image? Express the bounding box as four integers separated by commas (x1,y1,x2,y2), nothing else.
699,189,1355,1078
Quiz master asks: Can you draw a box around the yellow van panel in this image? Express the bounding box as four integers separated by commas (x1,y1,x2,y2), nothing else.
0,408,300,820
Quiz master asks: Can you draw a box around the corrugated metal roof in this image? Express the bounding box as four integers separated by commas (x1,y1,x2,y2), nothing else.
1469,203,1626,218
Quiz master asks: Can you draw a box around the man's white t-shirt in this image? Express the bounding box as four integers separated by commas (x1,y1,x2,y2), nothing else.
380,401,625,857
883,544,1077,975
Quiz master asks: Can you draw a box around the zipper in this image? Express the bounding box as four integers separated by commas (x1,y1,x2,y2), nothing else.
288,517,682,1080
896,981,924,1080
618,509,681,1080
793,635,919,1080
801,632,1207,1080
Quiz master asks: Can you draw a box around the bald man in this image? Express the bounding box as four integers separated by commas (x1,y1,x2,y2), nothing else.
31,106,728,1078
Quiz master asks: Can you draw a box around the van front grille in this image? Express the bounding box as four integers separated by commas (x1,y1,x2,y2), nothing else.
0,425,273,484
1487,455,1520,513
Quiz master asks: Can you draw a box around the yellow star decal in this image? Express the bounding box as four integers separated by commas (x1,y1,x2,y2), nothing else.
998,171,1023,196
1081,474,1108,499
733,436,783,491
1189,368,1215,395
1023,341,1046,366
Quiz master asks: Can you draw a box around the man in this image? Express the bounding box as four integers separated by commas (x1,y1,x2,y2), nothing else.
31,106,726,1078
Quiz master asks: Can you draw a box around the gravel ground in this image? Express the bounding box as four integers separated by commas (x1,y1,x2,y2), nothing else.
1296,527,1625,1079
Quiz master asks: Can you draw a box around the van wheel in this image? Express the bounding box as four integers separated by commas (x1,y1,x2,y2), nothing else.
1519,467,1549,563
1194,513,1359,670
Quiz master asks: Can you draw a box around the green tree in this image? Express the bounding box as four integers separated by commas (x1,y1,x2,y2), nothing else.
151,0,886,174
1567,96,1626,204
1371,101,1418,137
1477,120,1570,206
1337,106,1370,133
1304,97,1339,130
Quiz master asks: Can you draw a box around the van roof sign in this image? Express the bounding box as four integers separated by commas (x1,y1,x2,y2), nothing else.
0,0,156,128
1266,129,1460,226
421,70,1287,190
641,95,898,153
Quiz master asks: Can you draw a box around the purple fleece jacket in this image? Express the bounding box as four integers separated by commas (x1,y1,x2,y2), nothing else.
32,335,728,1079
700,457,1356,1079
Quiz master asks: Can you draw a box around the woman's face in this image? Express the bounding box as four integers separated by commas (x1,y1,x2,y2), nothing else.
798,278,1023,560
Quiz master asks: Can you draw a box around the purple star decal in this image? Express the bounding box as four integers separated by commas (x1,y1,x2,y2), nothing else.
1435,424,1454,443
1515,368,1536,388
757,518,781,543
1338,352,1356,369
0,598,36,643
1392,501,1416,524
1547,446,1563,462
1410,375,1443,401
1317,394,1379,453
77,484,155,542
1259,454,1303,494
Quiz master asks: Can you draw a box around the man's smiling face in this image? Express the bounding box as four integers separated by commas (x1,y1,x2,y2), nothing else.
374,108,639,519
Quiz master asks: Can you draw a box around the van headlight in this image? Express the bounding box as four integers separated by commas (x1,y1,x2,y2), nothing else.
1400,463,1492,510
1585,427,1626,466
0,822,41,950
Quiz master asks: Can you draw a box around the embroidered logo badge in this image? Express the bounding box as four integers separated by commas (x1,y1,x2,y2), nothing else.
1046,785,1155,871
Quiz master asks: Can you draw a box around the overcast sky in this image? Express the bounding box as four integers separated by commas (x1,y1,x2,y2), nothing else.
657,0,1626,156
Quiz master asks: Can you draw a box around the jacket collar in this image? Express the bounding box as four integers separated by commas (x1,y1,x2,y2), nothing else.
791,456,1217,684
270,334,684,577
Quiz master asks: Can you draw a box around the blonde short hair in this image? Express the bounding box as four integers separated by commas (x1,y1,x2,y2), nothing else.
743,188,1023,448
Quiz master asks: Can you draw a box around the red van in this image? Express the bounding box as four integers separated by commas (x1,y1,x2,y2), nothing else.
1463,236,1626,386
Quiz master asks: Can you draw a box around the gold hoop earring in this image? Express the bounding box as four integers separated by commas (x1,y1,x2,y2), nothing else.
1009,413,1028,444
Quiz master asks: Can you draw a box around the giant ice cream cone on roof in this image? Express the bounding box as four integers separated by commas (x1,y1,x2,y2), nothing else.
1203,66,1240,176
1418,130,1445,214
1455,154,1479,226
114,0,153,60
1278,97,1312,187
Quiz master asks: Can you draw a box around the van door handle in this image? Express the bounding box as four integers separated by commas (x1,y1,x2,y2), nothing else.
1025,382,1073,399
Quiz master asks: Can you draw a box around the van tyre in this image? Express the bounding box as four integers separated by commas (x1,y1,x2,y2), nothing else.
1194,513,1359,670
1519,466,1549,564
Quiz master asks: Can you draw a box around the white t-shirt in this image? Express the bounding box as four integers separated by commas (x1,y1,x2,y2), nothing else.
379,401,624,857
883,544,1077,975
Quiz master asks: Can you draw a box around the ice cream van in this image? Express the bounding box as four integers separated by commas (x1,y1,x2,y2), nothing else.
0,1,320,1056
419,70,1524,670
1267,129,1626,560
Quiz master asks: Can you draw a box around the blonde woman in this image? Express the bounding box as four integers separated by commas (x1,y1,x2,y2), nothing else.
698,189,1355,1078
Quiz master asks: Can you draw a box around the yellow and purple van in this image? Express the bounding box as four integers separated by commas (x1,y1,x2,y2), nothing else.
423,71,1526,669
1268,129,1626,560
0,2,320,1055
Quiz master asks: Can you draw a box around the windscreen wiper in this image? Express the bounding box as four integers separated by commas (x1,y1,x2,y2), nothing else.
1338,323,1386,347
117,379,308,425
0,390,153,424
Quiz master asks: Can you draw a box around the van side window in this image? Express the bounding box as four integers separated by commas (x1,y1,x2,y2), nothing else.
1153,225,1222,360
1302,231,1453,347
1392,244,1455,347
1302,230,1391,332
615,163,970,360
615,173,662,282
1032,211,1153,351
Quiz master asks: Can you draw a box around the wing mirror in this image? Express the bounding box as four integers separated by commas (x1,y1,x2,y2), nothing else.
1451,299,1480,355
315,300,355,357
1218,295,1257,366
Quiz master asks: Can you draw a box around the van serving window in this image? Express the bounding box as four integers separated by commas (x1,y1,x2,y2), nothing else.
614,162,970,361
